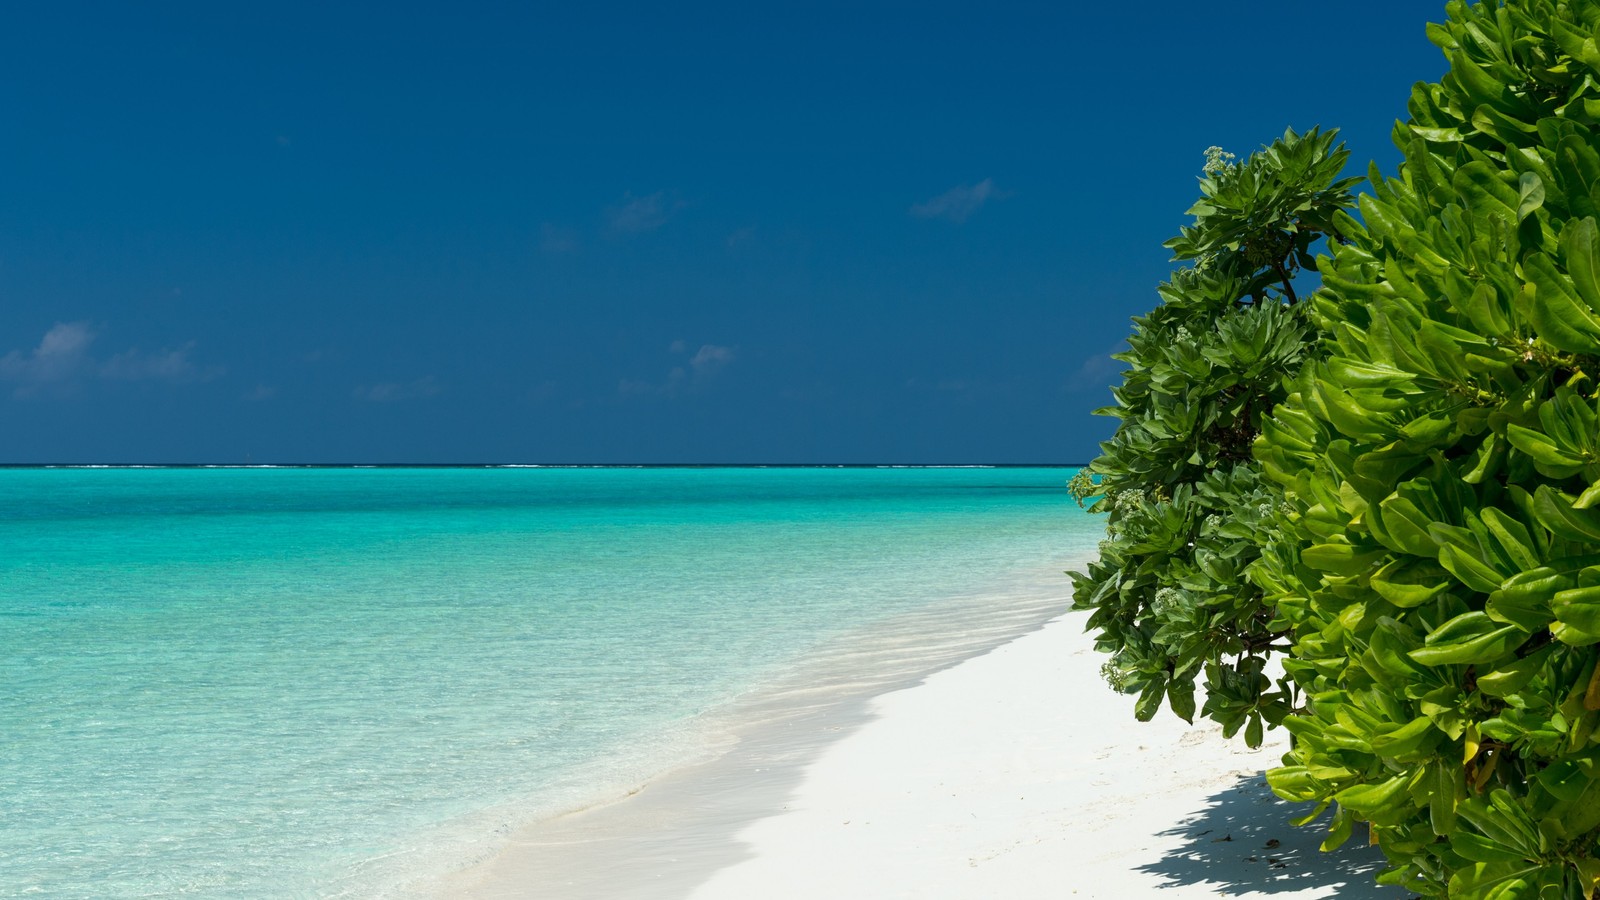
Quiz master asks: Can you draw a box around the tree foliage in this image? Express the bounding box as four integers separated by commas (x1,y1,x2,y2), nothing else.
1254,2,1600,896
1069,128,1360,743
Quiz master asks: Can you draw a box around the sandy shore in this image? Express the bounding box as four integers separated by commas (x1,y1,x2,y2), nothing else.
440,579,1406,899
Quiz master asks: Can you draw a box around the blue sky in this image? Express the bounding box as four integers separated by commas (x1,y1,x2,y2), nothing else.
0,2,1446,463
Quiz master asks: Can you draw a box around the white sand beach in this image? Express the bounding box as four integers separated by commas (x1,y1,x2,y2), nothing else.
442,580,1405,900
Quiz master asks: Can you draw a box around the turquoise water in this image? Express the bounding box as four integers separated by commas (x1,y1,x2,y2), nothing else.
0,466,1099,897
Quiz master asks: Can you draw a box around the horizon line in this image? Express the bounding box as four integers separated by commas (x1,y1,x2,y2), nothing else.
0,462,1087,470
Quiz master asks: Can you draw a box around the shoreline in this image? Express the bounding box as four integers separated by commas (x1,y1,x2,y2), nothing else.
686,611,1406,899
432,562,1404,899
428,563,1082,898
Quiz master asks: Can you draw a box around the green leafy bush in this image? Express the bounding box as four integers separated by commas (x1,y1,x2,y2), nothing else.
1069,128,1359,743
1254,2,1600,895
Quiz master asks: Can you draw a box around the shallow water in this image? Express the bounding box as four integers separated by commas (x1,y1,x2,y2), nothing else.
0,466,1101,897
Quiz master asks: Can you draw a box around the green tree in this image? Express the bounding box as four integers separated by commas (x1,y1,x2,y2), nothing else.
1255,2,1600,895
1070,128,1359,744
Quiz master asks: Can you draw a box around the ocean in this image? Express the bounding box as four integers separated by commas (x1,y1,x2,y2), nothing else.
0,466,1101,897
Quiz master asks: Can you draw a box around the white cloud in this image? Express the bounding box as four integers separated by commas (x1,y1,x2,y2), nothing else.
910,178,1000,223
619,342,736,397
102,343,200,381
354,375,443,402
690,343,734,374
1065,343,1129,392
0,322,215,397
608,191,680,233
0,321,95,385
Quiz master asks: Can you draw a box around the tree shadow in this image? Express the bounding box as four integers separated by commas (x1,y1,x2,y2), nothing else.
1136,774,1416,898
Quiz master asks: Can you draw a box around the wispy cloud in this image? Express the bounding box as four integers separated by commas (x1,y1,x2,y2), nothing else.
0,322,216,397
910,178,1000,223
103,343,201,381
1065,342,1129,392
689,343,733,375
619,342,736,397
0,321,95,385
608,191,681,234
353,375,442,402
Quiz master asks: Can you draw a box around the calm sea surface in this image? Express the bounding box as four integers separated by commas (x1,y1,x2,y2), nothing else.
0,466,1100,897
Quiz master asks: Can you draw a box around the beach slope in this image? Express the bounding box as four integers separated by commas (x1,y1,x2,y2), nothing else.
689,612,1405,899
449,608,1407,899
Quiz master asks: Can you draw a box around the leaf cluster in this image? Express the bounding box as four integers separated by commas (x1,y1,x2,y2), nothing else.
1071,128,1360,744
1168,131,1363,304
1255,2,1600,896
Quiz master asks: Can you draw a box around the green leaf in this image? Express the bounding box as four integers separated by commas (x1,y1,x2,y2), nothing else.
1524,253,1600,354
1505,424,1585,469
1166,677,1196,724
1301,542,1388,576
1517,171,1545,221
1564,217,1600,313
1552,585,1600,646
1289,798,1331,828
1411,124,1465,142
1476,646,1553,698
1533,485,1600,542
1326,357,1416,388
1134,677,1166,722
1486,568,1566,631
1480,507,1542,570
1370,716,1443,761
1321,805,1355,851
1410,611,1526,666
1266,765,1322,804
1452,831,1533,864
1335,773,1411,821
1371,557,1452,607
1438,542,1510,594
1446,862,1544,900
1462,433,1506,484
1471,791,1542,855
1533,759,1590,804
1374,495,1442,559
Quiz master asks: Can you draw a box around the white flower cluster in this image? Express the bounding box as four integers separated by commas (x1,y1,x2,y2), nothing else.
1100,656,1129,692
1113,489,1150,513
1202,146,1237,177
1152,586,1183,616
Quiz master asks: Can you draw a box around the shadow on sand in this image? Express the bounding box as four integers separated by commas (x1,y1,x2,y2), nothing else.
1137,774,1416,898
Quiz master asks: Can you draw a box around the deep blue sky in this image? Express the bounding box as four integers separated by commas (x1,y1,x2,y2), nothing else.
0,3,1447,463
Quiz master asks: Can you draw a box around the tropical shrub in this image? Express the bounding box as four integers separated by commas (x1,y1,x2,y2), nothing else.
1069,129,1360,744
1255,1,1600,895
